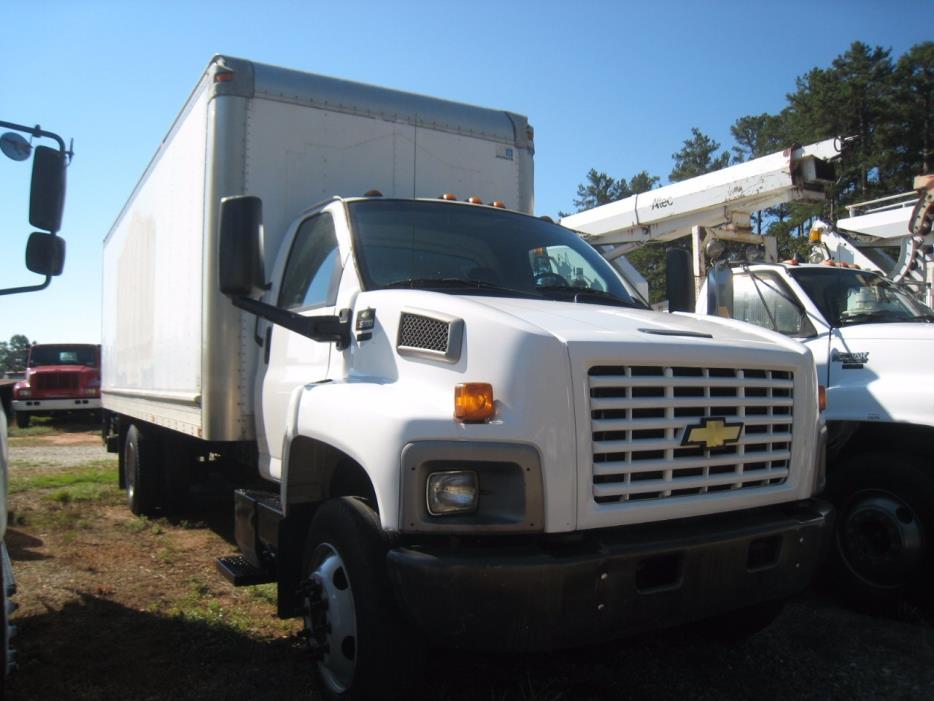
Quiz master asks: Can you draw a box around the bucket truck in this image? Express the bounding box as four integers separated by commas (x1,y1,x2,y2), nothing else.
566,147,934,608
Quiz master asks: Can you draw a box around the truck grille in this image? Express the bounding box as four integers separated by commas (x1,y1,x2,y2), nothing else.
33,373,79,392
588,365,793,504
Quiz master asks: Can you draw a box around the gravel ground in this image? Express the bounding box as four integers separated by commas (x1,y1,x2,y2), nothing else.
9,443,112,467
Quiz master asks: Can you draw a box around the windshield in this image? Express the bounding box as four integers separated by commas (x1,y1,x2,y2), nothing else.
29,345,99,367
790,267,934,327
346,200,638,307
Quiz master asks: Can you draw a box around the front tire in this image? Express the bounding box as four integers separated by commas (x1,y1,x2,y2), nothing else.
124,424,162,517
14,413,29,430
827,453,934,607
300,497,424,700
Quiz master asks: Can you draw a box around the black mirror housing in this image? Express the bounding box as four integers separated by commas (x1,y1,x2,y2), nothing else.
665,248,695,312
219,195,265,296
29,146,67,233
25,232,66,276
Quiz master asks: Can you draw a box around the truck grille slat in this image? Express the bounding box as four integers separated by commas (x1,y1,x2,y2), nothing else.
593,432,793,455
593,467,790,498
588,365,794,504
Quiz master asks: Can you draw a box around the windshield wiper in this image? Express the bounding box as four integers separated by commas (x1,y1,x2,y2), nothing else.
381,277,535,297
534,284,637,308
839,309,918,326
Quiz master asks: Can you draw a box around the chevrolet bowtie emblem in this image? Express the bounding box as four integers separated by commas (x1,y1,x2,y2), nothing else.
682,417,743,450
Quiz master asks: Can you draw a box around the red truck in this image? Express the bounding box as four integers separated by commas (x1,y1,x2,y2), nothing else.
12,343,100,428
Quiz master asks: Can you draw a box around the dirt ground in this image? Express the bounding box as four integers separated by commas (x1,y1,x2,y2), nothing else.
5,423,934,700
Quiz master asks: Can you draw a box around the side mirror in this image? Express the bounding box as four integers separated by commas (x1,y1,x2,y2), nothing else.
219,195,265,296
665,248,695,312
25,232,66,276
29,146,67,233
706,261,734,318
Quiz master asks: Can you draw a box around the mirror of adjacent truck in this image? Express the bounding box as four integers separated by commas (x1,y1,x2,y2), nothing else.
29,145,67,233
665,248,694,312
25,232,66,276
0,120,71,296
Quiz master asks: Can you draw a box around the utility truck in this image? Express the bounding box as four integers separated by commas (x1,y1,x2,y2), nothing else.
566,148,934,607
102,56,830,699
0,119,71,691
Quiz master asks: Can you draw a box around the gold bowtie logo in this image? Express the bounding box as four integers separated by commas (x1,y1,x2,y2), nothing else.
682,417,742,449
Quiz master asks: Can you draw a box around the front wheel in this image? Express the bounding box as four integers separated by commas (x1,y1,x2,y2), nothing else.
14,413,29,429
827,453,934,607
300,497,424,700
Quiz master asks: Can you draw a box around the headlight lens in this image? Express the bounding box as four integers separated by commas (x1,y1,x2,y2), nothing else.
426,471,478,516
16,388,30,398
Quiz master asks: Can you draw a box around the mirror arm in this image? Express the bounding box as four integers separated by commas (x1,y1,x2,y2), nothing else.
0,276,51,298
231,296,351,350
0,120,66,154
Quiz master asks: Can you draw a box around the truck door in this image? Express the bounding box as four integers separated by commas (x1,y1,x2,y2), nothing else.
255,211,342,478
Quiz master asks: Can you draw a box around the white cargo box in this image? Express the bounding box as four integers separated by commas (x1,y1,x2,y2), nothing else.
102,55,534,440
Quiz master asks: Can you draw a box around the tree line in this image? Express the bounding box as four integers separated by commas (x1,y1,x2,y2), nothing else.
0,334,32,375
566,41,933,302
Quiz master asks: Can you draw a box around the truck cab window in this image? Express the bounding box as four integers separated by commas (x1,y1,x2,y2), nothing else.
278,214,340,309
733,271,812,337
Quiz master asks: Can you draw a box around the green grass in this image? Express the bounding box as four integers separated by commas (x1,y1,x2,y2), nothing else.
7,415,56,439
9,461,117,495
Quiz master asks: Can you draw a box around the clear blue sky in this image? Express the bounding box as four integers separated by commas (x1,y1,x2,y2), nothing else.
0,0,929,345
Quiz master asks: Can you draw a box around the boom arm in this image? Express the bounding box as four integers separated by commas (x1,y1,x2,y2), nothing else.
561,138,839,247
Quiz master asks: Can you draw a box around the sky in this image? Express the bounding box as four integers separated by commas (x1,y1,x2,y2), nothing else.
0,0,929,345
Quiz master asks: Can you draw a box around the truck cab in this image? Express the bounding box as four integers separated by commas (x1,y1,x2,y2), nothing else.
699,261,934,604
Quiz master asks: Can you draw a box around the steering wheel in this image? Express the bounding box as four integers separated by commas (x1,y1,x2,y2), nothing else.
533,271,568,287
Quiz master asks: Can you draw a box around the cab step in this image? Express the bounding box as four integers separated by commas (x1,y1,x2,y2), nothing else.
215,555,274,586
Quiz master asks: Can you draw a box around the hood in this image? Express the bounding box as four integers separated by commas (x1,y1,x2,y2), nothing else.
468,296,808,354
28,365,97,375
836,322,934,342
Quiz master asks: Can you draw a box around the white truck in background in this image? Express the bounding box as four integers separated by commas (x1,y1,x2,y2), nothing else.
102,56,830,699
0,119,71,692
566,149,934,607
808,174,934,306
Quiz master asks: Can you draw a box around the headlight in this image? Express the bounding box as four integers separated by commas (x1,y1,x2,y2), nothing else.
426,471,478,516
16,388,30,399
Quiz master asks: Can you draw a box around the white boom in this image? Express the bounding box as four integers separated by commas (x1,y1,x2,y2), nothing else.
561,138,840,247
560,138,840,302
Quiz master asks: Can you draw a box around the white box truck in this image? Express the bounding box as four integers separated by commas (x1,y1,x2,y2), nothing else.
102,56,831,699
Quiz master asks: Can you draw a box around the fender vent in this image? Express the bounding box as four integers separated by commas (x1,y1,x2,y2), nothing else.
397,310,464,363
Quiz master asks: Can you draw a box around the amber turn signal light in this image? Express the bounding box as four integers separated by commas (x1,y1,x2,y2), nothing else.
818,385,827,412
454,383,495,422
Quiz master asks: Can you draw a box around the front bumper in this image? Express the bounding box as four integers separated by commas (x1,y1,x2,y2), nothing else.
13,398,101,412
387,499,832,651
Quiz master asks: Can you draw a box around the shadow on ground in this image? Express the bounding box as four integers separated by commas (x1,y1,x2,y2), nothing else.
8,594,320,701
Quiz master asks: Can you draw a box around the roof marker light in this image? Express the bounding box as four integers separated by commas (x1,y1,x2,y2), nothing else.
440,193,458,201
490,200,506,209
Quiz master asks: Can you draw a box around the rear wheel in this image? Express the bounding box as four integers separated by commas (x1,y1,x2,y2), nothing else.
124,424,162,516
14,413,29,429
300,497,424,700
827,453,934,607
